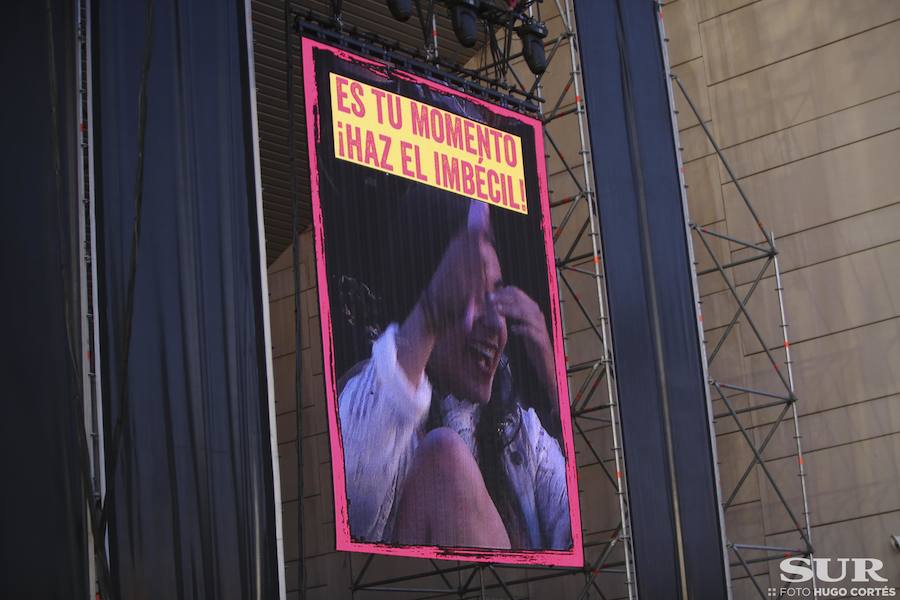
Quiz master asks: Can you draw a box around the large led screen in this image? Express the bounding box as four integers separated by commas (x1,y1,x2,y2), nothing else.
302,38,582,566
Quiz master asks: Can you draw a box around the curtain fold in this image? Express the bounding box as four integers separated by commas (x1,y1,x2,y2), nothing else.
92,1,280,597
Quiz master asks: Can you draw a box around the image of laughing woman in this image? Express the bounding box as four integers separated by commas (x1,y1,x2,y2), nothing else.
337,204,573,551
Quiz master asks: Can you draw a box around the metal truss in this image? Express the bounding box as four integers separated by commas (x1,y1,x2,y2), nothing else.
343,1,636,598
662,20,817,600
309,1,546,112
75,0,112,597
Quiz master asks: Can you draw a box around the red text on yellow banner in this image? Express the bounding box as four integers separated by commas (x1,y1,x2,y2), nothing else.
329,73,528,215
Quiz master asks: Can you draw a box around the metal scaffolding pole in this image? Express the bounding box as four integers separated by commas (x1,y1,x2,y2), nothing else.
76,0,111,596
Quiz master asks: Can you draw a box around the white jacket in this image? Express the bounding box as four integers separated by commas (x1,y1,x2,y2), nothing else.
338,324,572,549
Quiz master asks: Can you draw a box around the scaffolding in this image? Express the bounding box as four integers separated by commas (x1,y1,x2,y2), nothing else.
75,0,111,597
660,12,817,600
283,1,638,598
284,1,814,598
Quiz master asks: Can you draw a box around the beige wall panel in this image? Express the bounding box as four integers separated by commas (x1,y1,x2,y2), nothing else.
300,369,325,411
300,399,329,438
486,567,533,599
279,440,299,503
553,545,629,598
559,266,603,335
544,111,586,176
281,500,300,563
308,315,323,375
271,295,296,358
301,434,328,500
277,409,298,445
730,573,773,600
303,496,334,558
713,392,750,436
680,121,716,163
764,511,900,588
724,500,768,547
304,554,351,600
731,202,900,287
725,502,769,580
564,325,605,368
671,57,710,129
719,92,900,183
552,194,594,263
722,130,900,246
274,353,297,415
564,360,594,405
548,166,585,203
269,265,295,302
302,287,318,318
662,0,703,67
577,462,624,535
542,11,566,40
573,422,613,467
695,0,757,22
698,267,732,297
685,154,725,225
701,278,753,331
708,20,900,147
299,355,318,406
269,239,295,272
763,394,900,461
709,22,900,147
705,322,748,386
692,220,732,276
535,41,576,110
717,429,764,507
760,433,900,533
701,0,900,84
294,297,309,350
271,231,315,292
745,318,900,418
737,241,900,345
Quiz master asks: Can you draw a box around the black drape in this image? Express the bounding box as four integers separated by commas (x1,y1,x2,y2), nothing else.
0,1,89,598
92,0,280,598
574,0,729,597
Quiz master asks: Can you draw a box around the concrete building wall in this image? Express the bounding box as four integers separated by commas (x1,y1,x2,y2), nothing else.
662,0,900,595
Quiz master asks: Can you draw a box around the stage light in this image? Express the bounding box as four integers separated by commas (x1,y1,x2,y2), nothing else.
516,18,548,74
449,0,479,48
386,0,413,22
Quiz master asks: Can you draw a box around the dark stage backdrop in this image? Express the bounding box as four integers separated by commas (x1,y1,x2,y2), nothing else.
92,1,281,598
574,0,730,598
0,1,88,597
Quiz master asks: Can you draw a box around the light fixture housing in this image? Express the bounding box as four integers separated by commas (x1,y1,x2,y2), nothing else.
449,0,480,48
386,0,413,21
516,18,549,74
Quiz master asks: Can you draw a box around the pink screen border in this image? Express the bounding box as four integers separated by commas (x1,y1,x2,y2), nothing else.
301,37,583,567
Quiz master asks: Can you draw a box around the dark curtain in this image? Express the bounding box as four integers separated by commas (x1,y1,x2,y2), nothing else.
0,0,89,598
574,0,729,597
92,0,280,598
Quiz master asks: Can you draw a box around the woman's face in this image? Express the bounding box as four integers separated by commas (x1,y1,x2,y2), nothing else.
429,239,508,404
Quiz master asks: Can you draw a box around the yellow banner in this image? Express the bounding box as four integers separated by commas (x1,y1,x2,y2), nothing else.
329,73,528,214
